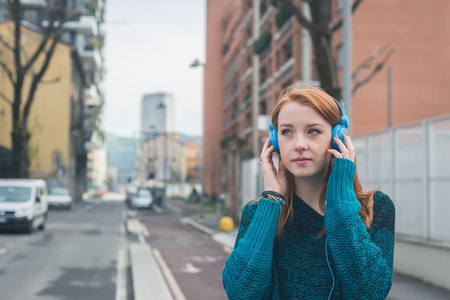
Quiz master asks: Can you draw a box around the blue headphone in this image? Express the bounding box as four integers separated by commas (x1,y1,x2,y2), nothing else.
269,98,349,153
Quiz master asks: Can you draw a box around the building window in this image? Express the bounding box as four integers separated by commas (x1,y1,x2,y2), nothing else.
337,44,344,69
337,0,344,12
259,99,266,115
282,38,293,62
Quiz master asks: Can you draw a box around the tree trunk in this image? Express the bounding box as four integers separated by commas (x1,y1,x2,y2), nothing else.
12,125,30,178
311,34,341,100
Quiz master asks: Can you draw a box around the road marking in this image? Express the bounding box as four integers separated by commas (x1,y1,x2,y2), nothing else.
153,248,187,300
223,246,233,254
115,249,127,300
140,223,150,237
138,234,146,244
167,203,182,214
180,262,202,274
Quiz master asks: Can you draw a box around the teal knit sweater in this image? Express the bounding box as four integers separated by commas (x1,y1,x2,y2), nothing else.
222,158,395,299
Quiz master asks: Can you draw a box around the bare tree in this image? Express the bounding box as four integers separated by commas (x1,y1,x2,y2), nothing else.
273,0,395,99
0,0,74,178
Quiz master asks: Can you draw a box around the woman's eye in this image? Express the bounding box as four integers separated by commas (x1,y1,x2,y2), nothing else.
308,129,320,135
281,129,292,136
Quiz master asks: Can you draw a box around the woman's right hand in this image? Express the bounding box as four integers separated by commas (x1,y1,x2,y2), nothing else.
261,137,288,196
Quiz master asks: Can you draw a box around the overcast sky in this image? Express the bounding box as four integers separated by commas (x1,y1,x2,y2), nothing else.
102,0,206,138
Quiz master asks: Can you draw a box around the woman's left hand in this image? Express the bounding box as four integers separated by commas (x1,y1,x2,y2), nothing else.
327,132,356,165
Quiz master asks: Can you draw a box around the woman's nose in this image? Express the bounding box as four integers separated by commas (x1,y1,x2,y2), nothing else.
294,135,308,151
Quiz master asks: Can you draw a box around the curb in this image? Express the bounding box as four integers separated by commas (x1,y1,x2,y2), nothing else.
126,217,174,300
180,217,217,236
130,243,173,300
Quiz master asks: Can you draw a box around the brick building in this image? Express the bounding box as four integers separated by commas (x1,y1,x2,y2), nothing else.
204,0,450,217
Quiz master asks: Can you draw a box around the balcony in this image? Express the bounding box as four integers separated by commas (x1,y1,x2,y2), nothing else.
85,85,102,107
274,17,293,43
233,9,253,40
64,16,99,36
240,37,253,57
240,67,253,83
274,57,294,82
259,6,274,29
20,0,46,7
79,45,102,68
259,76,273,95
243,126,252,137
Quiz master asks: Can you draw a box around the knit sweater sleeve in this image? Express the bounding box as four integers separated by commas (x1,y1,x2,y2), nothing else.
325,158,395,300
222,198,281,300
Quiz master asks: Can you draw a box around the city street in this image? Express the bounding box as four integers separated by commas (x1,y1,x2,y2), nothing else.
138,200,229,300
0,198,130,300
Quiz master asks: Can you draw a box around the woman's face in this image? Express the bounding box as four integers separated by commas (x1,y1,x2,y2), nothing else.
277,101,333,180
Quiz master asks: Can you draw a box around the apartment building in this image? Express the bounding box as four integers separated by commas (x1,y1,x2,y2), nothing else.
205,0,450,290
184,141,202,184
0,0,106,199
137,133,186,186
0,21,87,200
205,0,450,217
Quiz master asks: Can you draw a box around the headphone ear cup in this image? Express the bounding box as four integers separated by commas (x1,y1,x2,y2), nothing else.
269,129,280,153
331,125,347,151
269,122,280,153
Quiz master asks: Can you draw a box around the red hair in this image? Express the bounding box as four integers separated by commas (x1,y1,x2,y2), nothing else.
269,85,375,236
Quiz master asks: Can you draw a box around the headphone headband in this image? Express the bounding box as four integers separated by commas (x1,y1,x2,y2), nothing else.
331,97,349,127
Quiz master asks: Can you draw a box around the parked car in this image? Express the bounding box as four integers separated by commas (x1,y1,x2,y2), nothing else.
131,188,154,209
48,188,72,209
0,179,48,233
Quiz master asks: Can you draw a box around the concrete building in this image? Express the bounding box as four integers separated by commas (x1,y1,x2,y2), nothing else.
141,93,174,134
184,142,202,184
137,133,185,186
87,147,107,187
0,22,87,201
0,0,106,200
106,136,137,185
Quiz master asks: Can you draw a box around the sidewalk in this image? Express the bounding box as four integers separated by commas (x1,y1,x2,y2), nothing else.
185,214,450,300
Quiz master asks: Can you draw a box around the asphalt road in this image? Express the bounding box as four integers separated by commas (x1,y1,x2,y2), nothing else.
139,200,229,300
0,199,129,300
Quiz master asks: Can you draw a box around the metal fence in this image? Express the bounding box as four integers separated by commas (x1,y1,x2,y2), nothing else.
353,114,450,243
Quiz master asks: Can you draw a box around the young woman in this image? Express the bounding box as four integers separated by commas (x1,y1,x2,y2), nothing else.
222,85,395,299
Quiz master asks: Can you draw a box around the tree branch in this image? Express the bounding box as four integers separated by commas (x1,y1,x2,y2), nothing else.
0,58,15,85
352,45,396,95
0,35,14,53
352,43,391,80
331,0,365,33
277,0,318,35
0,90,13,106
40,77,61,84
23,36,60,127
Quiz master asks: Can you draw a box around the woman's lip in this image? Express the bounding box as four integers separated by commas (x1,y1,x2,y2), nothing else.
293,158,311,165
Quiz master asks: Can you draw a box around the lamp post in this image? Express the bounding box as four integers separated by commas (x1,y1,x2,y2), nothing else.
148,125,156,186
190,58,205,220
158,102,167,206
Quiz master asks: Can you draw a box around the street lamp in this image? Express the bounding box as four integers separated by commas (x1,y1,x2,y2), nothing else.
158,102,167,206
190,58,205,220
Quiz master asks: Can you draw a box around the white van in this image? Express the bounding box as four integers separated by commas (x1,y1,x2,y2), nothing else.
0,179,49,233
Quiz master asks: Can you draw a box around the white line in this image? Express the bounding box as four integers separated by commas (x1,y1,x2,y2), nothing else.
167,203,182,214
115,249,127,300
141,223,150,237
153,248,187,300
223,246,233,254
138,234,146,244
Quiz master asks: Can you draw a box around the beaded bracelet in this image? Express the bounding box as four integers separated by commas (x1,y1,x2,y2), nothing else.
261,190,285,206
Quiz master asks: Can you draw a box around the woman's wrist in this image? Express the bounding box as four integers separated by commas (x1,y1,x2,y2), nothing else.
261,190,285,206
